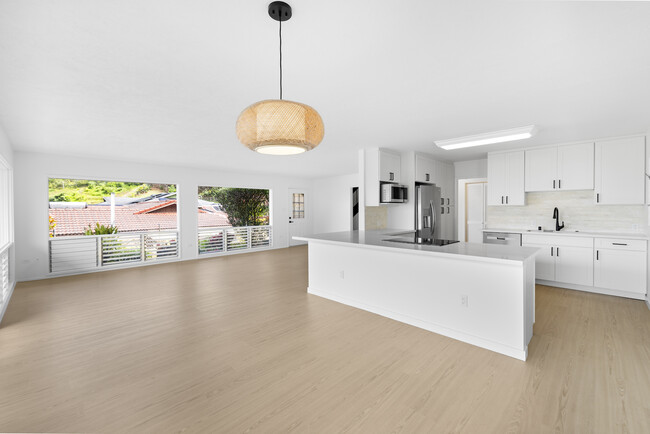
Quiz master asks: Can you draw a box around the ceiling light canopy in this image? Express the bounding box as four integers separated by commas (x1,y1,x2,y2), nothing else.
236,2,324,156
435,125,538,150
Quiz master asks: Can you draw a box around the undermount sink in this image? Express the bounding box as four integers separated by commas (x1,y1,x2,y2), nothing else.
526,229,556,233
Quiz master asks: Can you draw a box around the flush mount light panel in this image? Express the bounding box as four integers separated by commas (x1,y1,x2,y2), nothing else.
435,125,538,150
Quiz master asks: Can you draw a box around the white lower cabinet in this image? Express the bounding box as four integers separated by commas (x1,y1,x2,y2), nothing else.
594,238,647,295
523,242,556,281
522,234,593,287
522,234,648,298
555,245,594,287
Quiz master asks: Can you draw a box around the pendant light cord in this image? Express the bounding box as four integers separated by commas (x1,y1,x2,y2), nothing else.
279,17,283,100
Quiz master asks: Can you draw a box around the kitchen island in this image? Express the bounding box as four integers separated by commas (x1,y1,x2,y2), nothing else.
294,230,539,360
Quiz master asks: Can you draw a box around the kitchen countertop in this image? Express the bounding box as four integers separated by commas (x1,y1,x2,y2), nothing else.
482,228,649,240
294,229,539,264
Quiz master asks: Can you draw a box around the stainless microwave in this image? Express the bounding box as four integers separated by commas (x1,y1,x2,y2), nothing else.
381,183,408,203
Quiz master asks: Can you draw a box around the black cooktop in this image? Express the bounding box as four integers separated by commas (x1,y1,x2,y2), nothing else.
383,237,460,246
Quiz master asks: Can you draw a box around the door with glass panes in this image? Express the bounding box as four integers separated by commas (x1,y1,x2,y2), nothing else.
288,189,308,246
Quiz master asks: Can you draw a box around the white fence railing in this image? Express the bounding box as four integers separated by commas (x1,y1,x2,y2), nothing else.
198,225,272,255
1,244,10,318
49,231,179,274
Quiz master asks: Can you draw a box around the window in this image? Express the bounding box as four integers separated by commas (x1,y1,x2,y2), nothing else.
48,178,177,237
292,193,304,219
0,158,11,248
197,186,271,254
48,178,179,275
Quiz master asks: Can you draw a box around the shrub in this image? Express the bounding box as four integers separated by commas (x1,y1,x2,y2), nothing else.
84,223,118,235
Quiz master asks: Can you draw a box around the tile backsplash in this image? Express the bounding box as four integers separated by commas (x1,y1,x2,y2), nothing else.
365,206,388,230
487,190,646,233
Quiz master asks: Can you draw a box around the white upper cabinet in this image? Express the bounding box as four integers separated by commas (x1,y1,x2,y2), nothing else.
525,147,557,192
415,154,435,184
557,142,594,190
525,142,594,192
488,151,525,206
364,148,402,206
595,136,645,205
379,150,401,183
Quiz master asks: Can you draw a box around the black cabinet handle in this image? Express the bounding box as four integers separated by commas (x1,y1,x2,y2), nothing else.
389,172,394,181
596,250,599,260
612,243,628,246
506,196,509,204
441,198,444,206
425,173,430,182
441,207,445,214
558,179,561,189
551,247,554,256
447,206,450,213
501,196,504,204
553,180,556,189
447,198,450,205
556,247,559,257
597,193,600,203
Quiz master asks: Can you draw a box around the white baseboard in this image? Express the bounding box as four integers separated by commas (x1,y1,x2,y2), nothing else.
0,280,16,326
645,298,650,311
536,280,646,300
308,286,527,361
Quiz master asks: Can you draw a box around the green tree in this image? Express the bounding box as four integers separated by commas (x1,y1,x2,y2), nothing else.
198,187,269,227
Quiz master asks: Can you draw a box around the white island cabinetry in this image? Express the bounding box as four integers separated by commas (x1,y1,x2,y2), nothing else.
296,230,537,361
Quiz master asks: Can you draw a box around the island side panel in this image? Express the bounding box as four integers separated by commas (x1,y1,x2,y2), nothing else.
307,242,528,360
523,256,535,348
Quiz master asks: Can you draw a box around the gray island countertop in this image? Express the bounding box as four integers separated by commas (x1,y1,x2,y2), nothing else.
295,229,539,265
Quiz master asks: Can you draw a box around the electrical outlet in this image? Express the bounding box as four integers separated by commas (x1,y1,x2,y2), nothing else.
461,295,468,307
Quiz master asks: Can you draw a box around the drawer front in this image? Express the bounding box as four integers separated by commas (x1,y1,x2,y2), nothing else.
522,234,593,248
595,238,647,251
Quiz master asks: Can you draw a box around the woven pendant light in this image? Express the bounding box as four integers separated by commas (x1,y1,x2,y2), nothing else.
236,2,324,155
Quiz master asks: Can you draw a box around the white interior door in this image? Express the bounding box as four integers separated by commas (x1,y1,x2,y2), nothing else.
288,189,309,246
465,182,486,243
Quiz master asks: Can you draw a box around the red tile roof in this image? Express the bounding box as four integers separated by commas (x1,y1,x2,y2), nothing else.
50,200,231,236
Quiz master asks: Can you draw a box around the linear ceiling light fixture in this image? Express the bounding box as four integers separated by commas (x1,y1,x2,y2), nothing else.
236,2,324,155
435,125,538,150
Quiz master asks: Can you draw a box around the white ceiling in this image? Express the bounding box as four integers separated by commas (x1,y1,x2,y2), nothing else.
0,0,649,178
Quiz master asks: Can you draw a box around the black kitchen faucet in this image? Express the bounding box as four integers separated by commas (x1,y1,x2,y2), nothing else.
553,207,565,231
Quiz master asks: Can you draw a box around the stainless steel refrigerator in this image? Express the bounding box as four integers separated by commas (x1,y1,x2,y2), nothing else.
415,184,441,240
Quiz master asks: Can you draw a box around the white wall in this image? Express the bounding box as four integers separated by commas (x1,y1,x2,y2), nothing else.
454,159,487,180
312,173,358,234
0,125,13,167
14,151,313,281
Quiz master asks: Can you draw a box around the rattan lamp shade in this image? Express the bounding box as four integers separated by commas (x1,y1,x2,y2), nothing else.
236,99,324,155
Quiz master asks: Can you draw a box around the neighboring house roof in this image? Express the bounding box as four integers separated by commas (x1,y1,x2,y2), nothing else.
49,200,231,236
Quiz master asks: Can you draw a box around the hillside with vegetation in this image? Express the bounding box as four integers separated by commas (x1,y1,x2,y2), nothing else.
48,178,176,204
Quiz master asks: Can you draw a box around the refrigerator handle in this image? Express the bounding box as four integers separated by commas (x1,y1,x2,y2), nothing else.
430,201,436,238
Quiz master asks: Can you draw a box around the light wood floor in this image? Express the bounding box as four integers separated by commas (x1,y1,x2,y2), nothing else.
1,246,649,433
